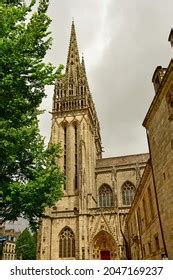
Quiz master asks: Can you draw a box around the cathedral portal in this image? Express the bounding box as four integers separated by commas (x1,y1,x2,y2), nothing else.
91,230,118,260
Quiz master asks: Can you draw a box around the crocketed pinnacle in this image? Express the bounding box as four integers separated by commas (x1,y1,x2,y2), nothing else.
81,55,86,73
66,20,80,72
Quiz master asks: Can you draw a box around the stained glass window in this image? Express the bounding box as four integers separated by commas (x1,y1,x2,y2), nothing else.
59,227,75,258
122,181,135,205
99,185,113,207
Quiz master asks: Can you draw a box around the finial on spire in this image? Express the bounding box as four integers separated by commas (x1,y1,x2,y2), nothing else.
168,28,173,48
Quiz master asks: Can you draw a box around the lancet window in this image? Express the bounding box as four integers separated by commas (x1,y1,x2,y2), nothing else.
99,184,113,207
64,126,67,190
59,227,75,258
122,181,135,205
74,124,78,189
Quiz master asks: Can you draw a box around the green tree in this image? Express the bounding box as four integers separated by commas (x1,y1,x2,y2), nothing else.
0,0,64,230
16,228,37,260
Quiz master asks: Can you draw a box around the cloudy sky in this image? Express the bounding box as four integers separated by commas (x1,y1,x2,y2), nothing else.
39,0,173,158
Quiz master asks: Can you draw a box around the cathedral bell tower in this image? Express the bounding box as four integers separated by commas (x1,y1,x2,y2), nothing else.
51,21,102,201
38,21,102,259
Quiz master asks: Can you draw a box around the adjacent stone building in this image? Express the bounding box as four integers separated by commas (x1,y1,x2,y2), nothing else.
0,226,20,260
127,29,173,260
127,160,165,259
142,29,173,259
37,23,173,260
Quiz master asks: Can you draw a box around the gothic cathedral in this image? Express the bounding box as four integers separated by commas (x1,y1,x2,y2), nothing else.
37,21,149,260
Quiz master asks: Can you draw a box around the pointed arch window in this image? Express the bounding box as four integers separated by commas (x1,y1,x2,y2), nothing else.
122,181,136,205
64,126,67,176
74,123,78,189
59,227,75,258
99,184,113,207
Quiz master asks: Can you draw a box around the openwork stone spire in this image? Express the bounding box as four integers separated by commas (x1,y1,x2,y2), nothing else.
52,21,102,158
53,21,91,115
66,21,80,72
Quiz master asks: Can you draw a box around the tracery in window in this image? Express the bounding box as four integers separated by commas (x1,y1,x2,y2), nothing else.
122,181,135,205
59,227,75,258
99,184,113,207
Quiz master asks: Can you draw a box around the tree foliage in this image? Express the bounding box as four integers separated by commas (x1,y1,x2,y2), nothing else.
0,0,64,229
16,228,37,260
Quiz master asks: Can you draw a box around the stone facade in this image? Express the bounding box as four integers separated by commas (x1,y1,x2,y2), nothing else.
127,31,173,260
143,57,173,258
37,23,173,260
0,227,20,260
127,160,165,259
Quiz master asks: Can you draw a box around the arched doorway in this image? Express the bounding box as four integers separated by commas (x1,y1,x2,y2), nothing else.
91,230,118,260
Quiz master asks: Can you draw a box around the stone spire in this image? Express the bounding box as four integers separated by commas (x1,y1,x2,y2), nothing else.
81,54,90,90
66,21,80,72
53,21,102,158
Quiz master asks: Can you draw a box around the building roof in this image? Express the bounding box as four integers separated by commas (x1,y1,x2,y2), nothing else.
96,153,149,169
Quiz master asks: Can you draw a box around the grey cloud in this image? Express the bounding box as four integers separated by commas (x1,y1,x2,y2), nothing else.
89,0,172,156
